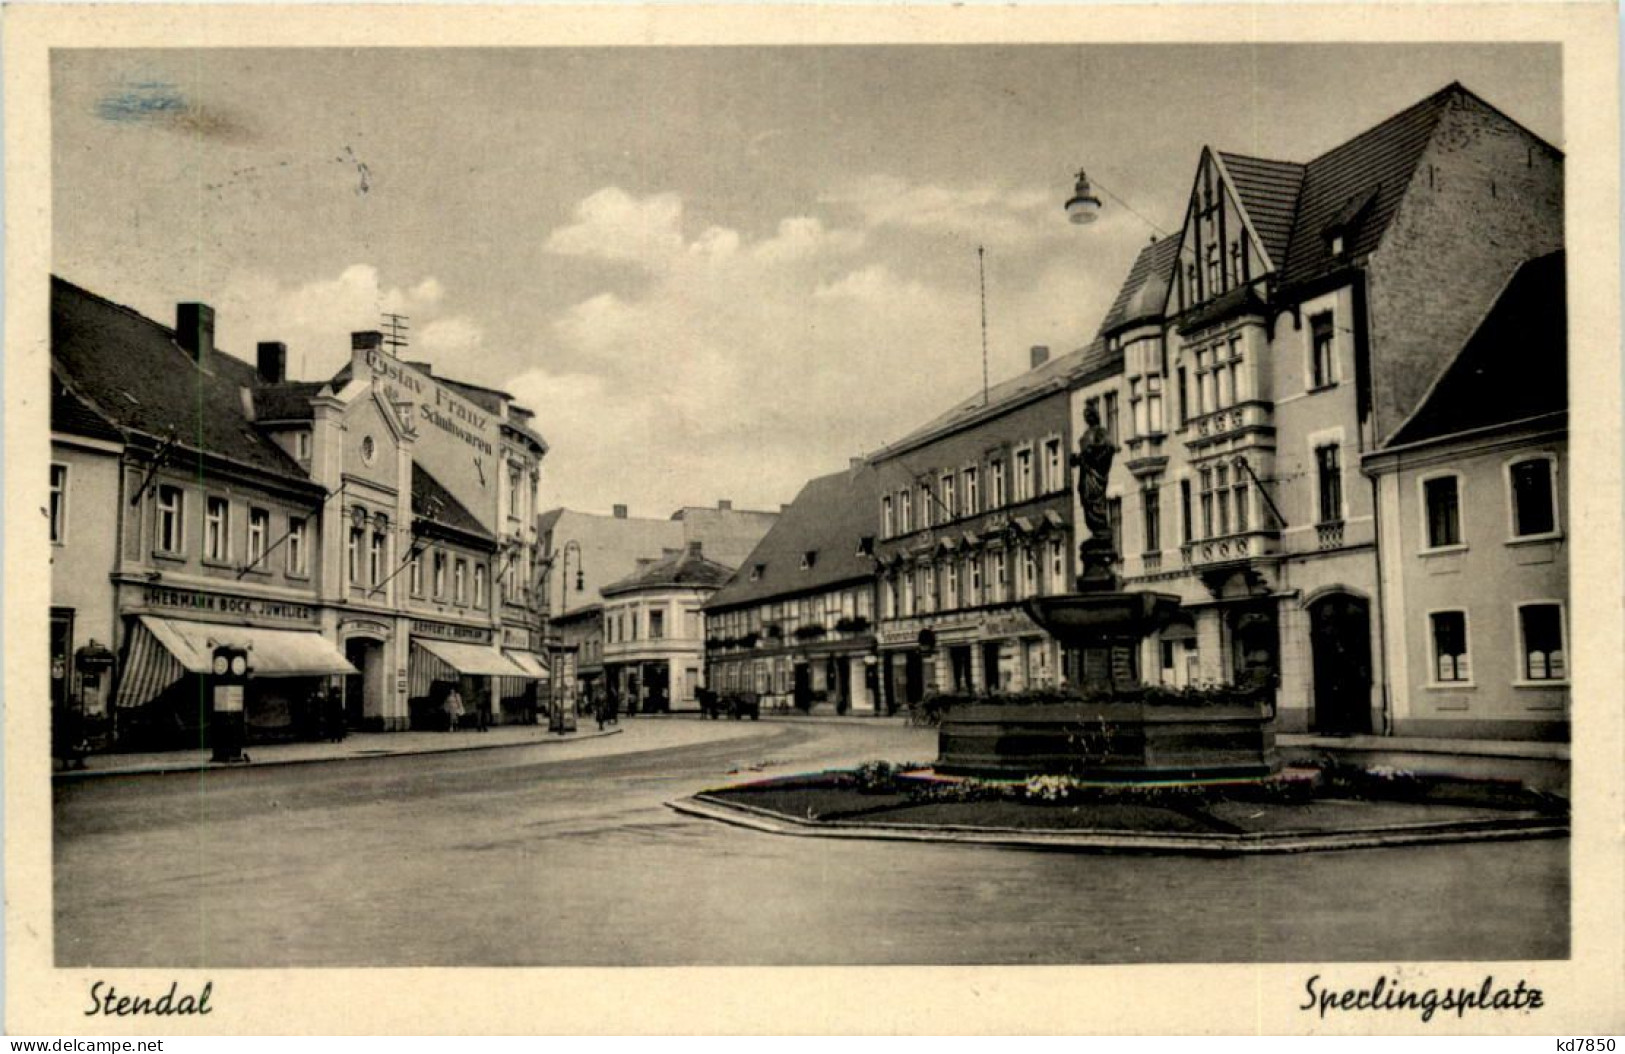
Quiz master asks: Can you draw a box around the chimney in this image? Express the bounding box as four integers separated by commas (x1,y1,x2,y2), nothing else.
717,499,732,511
352,331,384,354
1030,345,1050,369
257,342,287,384
612,504,628,519
176,303,215,366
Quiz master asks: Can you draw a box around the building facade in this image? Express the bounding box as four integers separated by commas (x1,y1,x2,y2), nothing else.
1366,252,1567,739
1094,83,1563,735
600,541,732,714
704,465,882,714
50,278,552,748
870,343,1106,708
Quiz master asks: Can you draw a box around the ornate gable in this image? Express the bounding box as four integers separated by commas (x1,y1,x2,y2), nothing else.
1169,148,1294,316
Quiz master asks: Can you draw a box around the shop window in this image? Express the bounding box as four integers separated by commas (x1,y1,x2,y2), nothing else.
1424,474,1462,549
1518,603,1566,682
1509,457,1558,538
1430,611,1470,683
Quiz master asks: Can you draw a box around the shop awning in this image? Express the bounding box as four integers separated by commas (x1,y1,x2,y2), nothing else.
412,639,529,677
503,651,550,679
114,616,357,708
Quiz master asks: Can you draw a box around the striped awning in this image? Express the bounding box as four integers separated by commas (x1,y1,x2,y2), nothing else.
503,651,550,679
114,616,357,708
408,640,529,699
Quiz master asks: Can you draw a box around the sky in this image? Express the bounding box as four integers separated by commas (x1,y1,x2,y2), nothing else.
52,44,1562,517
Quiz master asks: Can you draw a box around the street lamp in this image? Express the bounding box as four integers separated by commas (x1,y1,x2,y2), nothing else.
546,540,585,734
1065,169,1104,225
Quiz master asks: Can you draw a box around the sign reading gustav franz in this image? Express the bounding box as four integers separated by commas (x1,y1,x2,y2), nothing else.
360,346,501,531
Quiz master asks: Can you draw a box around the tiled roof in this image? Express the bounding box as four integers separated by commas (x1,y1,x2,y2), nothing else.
1387,251,1566,446
412,462,492,541
1099,236,1182,335
254,382,324,422
875,337,1115,459
1214,151,1305,270
705,466,880,611
1275,85,1458,289
51,369,123,443
51,276,310,481
600,544,734,597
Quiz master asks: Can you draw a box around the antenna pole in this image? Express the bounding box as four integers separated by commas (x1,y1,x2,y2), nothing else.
978,245,990,406
380,312,411,354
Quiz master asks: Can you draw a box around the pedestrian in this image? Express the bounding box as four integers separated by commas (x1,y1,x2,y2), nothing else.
443,687,465,733
327,687,347,742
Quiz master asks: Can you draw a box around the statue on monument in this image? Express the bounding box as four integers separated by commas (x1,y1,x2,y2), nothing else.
1071,404,1118,591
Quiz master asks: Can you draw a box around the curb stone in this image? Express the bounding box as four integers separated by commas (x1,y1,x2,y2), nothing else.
667,793,1569,856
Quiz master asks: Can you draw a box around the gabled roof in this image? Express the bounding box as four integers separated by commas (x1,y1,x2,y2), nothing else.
412,462,493,541
1213,151,1305,270
1099,236,1182,335
874,337,1115,460
51,369,123,444
600,543,734,597
50,276,311,482
1276,84,1459,289
254,382,325,423
705,466,880,611
1386,251,1566,447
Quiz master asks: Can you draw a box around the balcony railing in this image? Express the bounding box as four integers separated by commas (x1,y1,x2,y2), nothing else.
1181,530,1280,568
1141,551,1163,574
1186,401,1273,447
1315,520,1346,550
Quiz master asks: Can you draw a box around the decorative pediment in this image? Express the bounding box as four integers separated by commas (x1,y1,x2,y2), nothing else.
1170,148,1298,316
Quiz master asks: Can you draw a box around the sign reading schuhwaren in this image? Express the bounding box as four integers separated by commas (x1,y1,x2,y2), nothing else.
362,348,500,531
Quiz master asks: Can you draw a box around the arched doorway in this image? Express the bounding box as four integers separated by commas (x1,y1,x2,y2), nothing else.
343,637,386,731
1308,593,1373,735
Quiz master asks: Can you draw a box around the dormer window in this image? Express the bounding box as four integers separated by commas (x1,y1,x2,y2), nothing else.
800,551,818,570
1330,233,1346,257
749,563,765,581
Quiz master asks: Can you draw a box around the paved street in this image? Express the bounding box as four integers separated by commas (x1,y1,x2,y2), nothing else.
55,718,1568,967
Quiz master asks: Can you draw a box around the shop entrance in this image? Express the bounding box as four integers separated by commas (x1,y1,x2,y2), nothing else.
344,637,386,731
643,662,670,713
1309,593,1373,735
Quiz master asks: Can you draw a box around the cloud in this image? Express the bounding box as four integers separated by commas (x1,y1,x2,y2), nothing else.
542,187,687,264
211,265,483,382
820,174,1065,248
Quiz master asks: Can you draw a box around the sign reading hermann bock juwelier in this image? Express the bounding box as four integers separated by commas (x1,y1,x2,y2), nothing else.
411,619,493,644
139,585,316,623
361,347,501,533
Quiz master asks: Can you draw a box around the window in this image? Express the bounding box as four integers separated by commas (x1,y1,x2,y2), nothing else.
508,463,523,517
1177,367,1189,426
433,551,448,598
882,496,894,538
1042,439,1063,494
1199,468,1214,538
918,483,934,529
1107,498,1122,548
883,575,898,619
409,547,424,595
287,516,308,576
963,467,979,516
1317,445,1343,525
247,508,269,566
360,435,376,465
1206,244,1221,295
990,550,1008,603
1424,475,1462,549
1311,313,1336,388
348,527,362,584
944,561,959,610
296,431,311,460
1014,447,1034,502
1518,603,1566,682
474,563,487,609
1510,458,1557,538
454,558,468,604
901,570,916,615
366,530,383,587
800,550,818,570
1196,349,1214,415
1146,375,1164,434
1233,469,1250,533
49,463,66,544
898,490,912,534
205,496,230,562
968,556,983,606
1430,611,1470,683
917,565,934,614
1130,378,1144,438
1020,547,1038,598
1047,537,1065,594
630,609,639,640
1103,392,1120,444
1180,479,1193,543
650,608,665,640
1214,464,1231,535
941,473,957,519
990,459,1007,508
1143,486,1161,554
